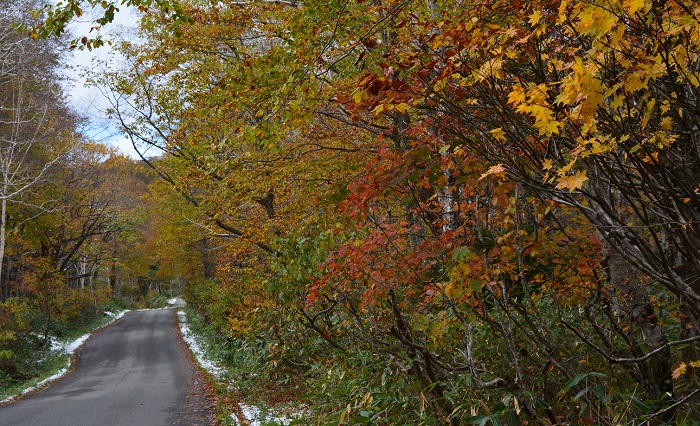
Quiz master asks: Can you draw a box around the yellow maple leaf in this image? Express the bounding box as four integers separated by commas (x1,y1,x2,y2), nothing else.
690,360,700,368
555,170,588,192
577,5,617,40
508,86,526,106
557,0,569,24
542,159,554,170
609,24,626,48
625,75,647,93
529,10,542,26
540,120,561,137
610,94,625,109
623,0,646,15
490,127,507,141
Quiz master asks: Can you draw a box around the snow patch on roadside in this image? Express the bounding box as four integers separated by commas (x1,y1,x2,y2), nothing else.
0,310,128,405
237,403,304,426
176,310,303,425
239,404,263,426
168,297,178,304
176,311,222,377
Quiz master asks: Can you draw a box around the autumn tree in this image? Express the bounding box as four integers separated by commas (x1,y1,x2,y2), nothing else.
328,0,700,421
0,1,81,298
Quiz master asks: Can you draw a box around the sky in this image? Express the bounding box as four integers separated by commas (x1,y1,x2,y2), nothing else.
61,5,142,159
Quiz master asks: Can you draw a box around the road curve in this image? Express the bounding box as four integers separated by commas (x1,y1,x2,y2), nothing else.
0,308,216,425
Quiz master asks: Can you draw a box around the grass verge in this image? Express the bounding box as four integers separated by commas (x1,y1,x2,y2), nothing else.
178,307,307,425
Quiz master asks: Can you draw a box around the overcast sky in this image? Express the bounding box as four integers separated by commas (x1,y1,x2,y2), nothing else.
61,5,142,159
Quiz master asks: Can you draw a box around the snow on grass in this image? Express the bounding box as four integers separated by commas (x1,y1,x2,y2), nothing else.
0,310,128,405
176,310,304,425
168,297,178,304
48,336,63,352
176,311,222,377
237,403,304,426
239,404,264,426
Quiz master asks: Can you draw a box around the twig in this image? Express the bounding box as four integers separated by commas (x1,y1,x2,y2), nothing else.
649,389,700,419
563,321,700,364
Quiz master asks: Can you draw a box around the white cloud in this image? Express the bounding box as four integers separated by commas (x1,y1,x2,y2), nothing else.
60,5,142,159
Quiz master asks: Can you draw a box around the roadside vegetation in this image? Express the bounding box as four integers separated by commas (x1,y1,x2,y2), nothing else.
2,0,700,424
179,305,307,425
0,297,131,402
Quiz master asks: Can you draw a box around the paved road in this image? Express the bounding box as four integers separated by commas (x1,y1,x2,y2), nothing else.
0,308,216,425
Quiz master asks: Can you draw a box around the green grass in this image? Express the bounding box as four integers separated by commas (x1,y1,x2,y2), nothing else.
0,348,68,402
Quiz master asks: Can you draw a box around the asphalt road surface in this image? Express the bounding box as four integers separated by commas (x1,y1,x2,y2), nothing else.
0,307,216,425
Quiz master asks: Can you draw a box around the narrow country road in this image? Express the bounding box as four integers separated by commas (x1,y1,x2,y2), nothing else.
0,308,217,425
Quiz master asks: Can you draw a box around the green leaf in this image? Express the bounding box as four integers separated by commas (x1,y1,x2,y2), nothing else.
573,387,589,401
452,246,475,262
468,279,484,292
560,372,606,396
629,396,651,413
465,415,491,425
561,373,587,393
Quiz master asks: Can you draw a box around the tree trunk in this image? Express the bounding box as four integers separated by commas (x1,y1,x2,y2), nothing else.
605,251,675,420
0,196,7,299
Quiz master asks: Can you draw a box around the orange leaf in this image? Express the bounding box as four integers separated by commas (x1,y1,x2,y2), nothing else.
672,362,687,379
479,164,506,180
